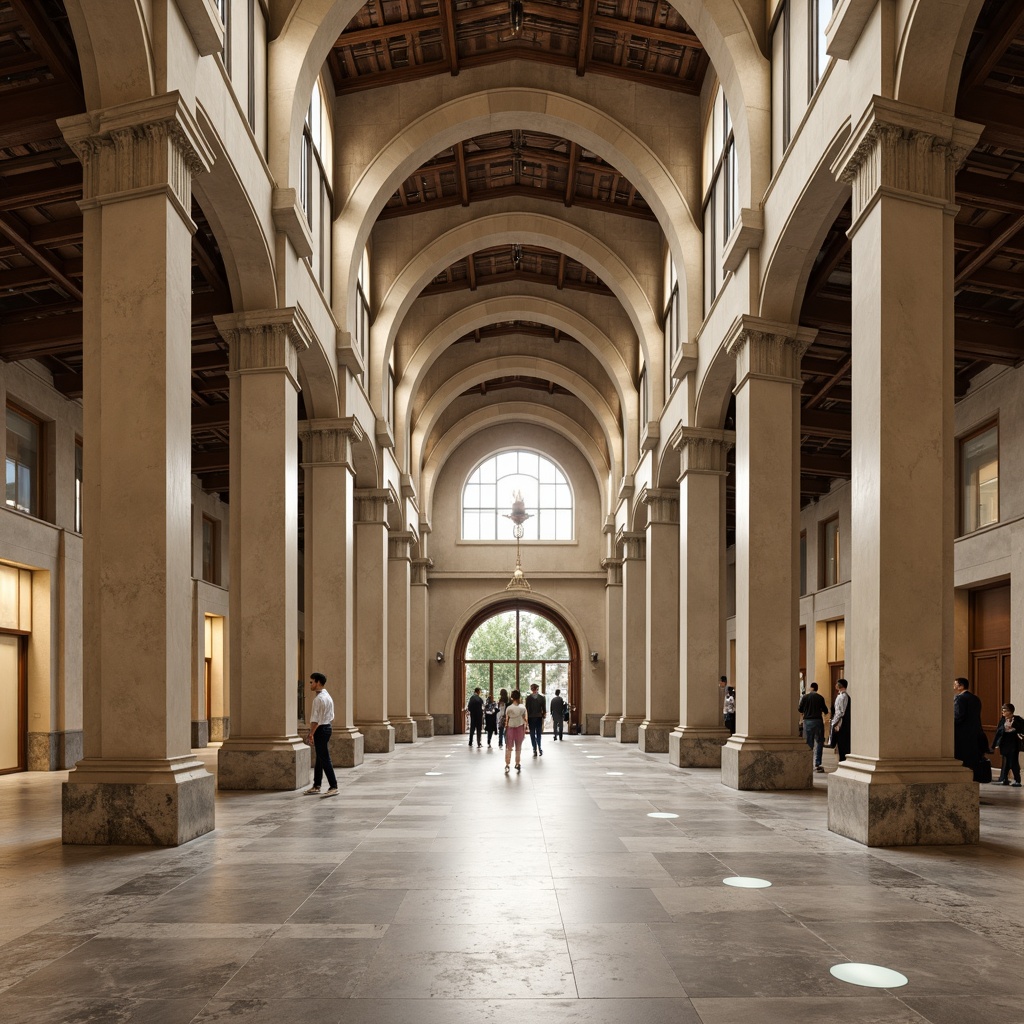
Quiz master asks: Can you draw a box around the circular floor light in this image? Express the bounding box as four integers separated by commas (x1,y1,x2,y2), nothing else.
425,771,443,776
587,755,602,759
830,963,908,989
722,876,772,888
647,811,679,819
606,771,624,776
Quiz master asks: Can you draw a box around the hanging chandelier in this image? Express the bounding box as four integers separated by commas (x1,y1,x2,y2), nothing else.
503,490,532,591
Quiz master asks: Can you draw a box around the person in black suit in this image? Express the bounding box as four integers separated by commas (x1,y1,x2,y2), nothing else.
952,677,987,770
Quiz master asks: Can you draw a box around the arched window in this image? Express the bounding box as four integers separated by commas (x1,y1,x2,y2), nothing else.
462,450,573,541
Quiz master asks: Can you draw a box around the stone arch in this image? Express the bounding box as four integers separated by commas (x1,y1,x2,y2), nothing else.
694,344,736,432
411,358,622,488
65,0,155,109
894,0,986,114
373,212,657,406
420,404,612,524
394,295,637,473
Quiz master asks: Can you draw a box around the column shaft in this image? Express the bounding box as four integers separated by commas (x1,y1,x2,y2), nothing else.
616,533,646,743
599,558,623,737
410,557,435,737
671,428,733,766
387,532,417,743
59,94,215,846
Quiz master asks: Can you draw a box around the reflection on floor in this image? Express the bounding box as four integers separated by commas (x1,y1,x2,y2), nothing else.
0,736,1021,1024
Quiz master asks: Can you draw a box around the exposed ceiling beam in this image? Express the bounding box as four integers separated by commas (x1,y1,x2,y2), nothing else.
800,453,851,478
0,211,83,300
959,4,1024,93
0,311,82,357
955,213,1024,285
577,0,595,76
335,15,442,50
800,409,851,439
956,167,1024,214
440,0,459,75
6,0,82,86
0,82,84,149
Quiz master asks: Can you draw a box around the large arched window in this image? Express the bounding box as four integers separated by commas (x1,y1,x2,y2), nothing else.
462,450,573,540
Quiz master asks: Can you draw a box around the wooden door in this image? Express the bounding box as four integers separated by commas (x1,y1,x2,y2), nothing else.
973,650,1010,766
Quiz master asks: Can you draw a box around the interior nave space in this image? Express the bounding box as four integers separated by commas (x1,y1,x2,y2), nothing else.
1,739,1023,1024
4,0,1024,919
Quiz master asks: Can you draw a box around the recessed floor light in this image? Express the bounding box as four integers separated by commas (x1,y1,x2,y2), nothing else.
722,876,771,888
606,771,624,776
647,812,679,819
424,772,443,776
830,963,908,988
587,755,602,759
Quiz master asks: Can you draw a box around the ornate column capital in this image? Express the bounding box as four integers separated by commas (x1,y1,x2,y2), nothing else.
600,557,623,587
411,557,434,586
299,416,365,469
388,531,415,561
217,307,314,388
621,531,646,563
832,96,984,225
59,92,214,220
670,426,735,479
354,487,394,524
724,316,817,390
639,487,679,526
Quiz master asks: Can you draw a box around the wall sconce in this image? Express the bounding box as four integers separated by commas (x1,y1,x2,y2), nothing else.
590,651,599,663
435,651,445,664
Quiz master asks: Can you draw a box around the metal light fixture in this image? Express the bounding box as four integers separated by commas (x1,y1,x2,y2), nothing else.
435,651,445,664
509,0,524,37
503,490,532,591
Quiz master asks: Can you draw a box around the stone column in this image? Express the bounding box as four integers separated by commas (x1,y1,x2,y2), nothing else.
616,532,646,743
722,317,816,790
215,308,312,789
670,427,733,767
354,488,395,752
58,93,216,845
410,556,435,737
638,489,680,753
599,557,623,737
827,99,983,845
299,419,365,768
387,532,417,743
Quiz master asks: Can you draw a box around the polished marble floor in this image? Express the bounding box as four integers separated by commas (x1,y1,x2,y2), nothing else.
1,735,1022,1024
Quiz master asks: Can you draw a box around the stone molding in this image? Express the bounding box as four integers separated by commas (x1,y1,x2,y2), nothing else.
218,307,313,386
354,487,394,524
639,486,679,526
59,92,214,217
411,557,434,586
670,425,735,478
271,187,314,259
388,531,415,561
722,206,764,274
621,531,646,562
299,416,365,468
724,315,817,390
832,97,984,224
177,0,225,56
600,556,622,586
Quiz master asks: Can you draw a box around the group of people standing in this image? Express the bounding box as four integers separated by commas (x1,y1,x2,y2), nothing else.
466,684,570,771
798,678,851,772
953,677,1022,786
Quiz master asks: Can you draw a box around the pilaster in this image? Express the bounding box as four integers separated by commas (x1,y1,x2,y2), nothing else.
638,489,679,754
616,532,646,744
600,556,623,737
387,531,417,744
354,488,396,753
299,418,366,768
216,308,312,790
410,556,435,737
670,427,733,767
722,319,816,791
827,99,984,844
58,94,215,845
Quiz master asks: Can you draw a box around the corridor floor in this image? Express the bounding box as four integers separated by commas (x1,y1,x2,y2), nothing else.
0,735,1021,1024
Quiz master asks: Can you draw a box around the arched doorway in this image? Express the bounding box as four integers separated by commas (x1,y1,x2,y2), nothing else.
454,600,580,735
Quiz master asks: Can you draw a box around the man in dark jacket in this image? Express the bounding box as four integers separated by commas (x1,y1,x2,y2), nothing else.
953,677,986,769
467,687,484,748
525,683,547,757
798,682,829,773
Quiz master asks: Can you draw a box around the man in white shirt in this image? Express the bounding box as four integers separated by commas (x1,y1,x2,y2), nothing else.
305,672,338,796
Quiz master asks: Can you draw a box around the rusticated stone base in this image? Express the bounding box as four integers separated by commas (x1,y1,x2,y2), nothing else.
432,714,454,735
615,717,642,743
412,715,434,738
391,718,417,744
28,730,83,771
359,723,396,753
669,728,729,767
599,715,618,738
828,757,979,846
210,717,229,742
332,728,365,768
585,714,601,736
638,721,674,753
190,719,209,748
62,757,215,846
721,738,811,791
218,739,310,790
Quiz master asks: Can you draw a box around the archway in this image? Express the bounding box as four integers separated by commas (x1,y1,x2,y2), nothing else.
454,601,580,737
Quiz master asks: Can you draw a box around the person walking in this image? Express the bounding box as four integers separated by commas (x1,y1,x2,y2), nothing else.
467,686,484,748
798,681,829,773
484,694,499,748
992,703,1023,786
503,690,528,772
953,677,987,771
831,678,851,763
525,682,547,756
304,672,338,797
550,688,566,741
496,688,509,748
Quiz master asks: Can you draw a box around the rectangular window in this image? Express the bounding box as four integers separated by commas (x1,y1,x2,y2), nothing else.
820,515,839,588
638,366,648,428
217,0,231,75
771,0,791,157
202,515,221,585
809,0,833,97
74,437,83,533
960,422,998,534
387,367,396,428
5,405,41,517
246,0,256,129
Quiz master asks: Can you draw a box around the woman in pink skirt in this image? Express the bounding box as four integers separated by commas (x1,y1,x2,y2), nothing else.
503,690,528,773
